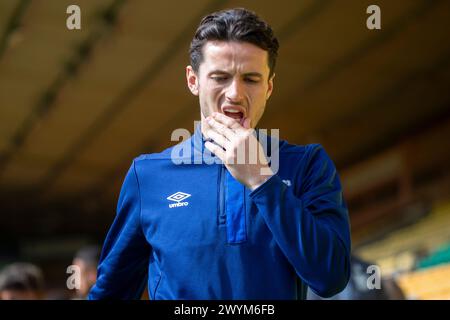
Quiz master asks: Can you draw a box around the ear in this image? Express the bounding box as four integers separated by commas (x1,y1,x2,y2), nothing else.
266,73,275,100
186,65,199,96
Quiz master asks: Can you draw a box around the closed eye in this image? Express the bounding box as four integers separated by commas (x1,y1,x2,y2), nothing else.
244,77,259,83
211,76,229,82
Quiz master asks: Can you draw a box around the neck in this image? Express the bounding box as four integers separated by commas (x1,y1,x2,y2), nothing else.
199,111,210,141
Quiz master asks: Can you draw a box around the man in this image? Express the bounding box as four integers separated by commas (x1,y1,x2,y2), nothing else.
0,262,45,300
71,245,101,299
89,8,351,300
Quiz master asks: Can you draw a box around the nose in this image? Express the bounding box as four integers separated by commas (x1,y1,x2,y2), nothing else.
225,78,244,104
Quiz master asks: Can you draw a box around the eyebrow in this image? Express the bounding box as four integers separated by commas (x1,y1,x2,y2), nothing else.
208,70,263,78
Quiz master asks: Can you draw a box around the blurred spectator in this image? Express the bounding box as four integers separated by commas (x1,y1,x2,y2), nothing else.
308,255,405,300
0,262,45,300
381,275,405,300
71,245,101,299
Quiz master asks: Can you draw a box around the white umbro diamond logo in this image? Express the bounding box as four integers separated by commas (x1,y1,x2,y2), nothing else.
167,192,191,208
167,192,191,202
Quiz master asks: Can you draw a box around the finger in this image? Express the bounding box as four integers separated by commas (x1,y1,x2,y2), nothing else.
205,141,226,161
206,129,229,150
207,116,236,141
202,117,212,139
212,112,242,132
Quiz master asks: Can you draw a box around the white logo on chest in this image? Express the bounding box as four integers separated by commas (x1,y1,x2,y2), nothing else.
167,192,191,208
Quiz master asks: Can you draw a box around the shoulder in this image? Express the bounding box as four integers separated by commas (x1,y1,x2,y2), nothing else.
278,140,337,183
279,140,324,156
132,139,188,165
278,138,331,164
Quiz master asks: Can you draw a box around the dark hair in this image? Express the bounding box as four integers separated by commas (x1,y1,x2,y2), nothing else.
0,263,44,292
189,8,279,78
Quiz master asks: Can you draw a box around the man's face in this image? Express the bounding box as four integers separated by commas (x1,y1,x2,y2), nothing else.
186,41,274,129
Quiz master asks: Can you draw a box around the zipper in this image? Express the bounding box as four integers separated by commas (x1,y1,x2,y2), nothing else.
217,164,248,243
218,164,226,225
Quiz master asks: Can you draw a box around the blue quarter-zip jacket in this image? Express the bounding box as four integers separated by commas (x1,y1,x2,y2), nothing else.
88,126,351,300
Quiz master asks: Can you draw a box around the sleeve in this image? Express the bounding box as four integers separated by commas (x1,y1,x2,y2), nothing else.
88,160,151,300
249,144,351,298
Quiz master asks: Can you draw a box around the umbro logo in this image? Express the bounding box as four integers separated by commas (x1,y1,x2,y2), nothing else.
167,192,191,208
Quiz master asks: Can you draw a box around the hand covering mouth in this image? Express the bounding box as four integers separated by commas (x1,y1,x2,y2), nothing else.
221,106,246,124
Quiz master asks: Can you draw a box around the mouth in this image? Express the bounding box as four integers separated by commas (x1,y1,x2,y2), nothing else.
221,106,246,124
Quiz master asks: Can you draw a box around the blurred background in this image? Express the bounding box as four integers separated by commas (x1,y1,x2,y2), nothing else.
0,0,449,299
